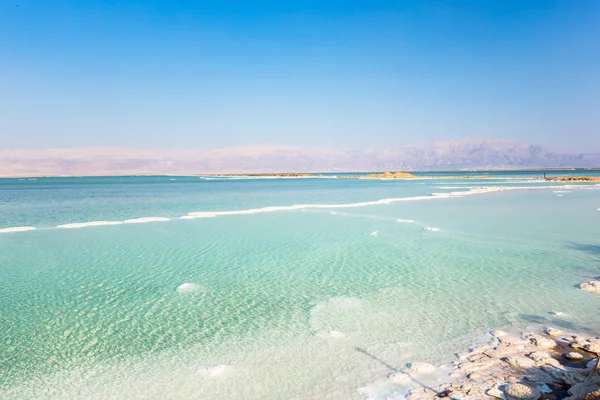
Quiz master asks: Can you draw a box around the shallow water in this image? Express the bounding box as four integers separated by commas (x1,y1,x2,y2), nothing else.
1,173,599,399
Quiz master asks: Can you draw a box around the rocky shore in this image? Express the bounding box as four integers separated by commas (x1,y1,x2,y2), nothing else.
397,278,600,399
399,328,600,399
545,176,600,182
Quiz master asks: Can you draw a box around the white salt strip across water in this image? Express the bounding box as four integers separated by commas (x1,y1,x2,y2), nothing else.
57,221,123,229
0,184,595,234
123,217,170,224
0,226,36,233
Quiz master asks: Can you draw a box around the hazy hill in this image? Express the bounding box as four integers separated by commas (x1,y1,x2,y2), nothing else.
1,139,599,177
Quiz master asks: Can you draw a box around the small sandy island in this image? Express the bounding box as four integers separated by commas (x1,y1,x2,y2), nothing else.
337,171,490,180
200,171,490,179
545,176,600,182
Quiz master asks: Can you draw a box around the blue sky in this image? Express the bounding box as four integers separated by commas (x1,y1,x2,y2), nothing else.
1,1,599,151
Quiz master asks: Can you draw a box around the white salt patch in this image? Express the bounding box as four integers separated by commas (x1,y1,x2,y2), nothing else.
197,365,230,377
0,226,36,233
388,372,413,385
357,378,410,400
326,296,362,308
316,330,345,339
396,219,414,223
370,231,378,236
553,190,571,193
57,221,123,229
409,362,435,374
180,215,215,219
123,217,170,224
424,227,440,232
176,283,200,293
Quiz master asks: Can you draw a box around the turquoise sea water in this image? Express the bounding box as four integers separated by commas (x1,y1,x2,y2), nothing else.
1,172,600,399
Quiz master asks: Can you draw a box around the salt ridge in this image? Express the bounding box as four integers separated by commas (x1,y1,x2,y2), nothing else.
57,221,123,229
123,217,170,224
0,184,593,233
0,226,36,233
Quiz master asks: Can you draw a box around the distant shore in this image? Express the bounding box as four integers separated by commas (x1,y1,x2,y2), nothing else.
201,171,492,180
2,168,600,179
545,176,600,182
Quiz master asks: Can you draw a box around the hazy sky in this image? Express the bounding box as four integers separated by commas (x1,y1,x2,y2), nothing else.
1,1,599,151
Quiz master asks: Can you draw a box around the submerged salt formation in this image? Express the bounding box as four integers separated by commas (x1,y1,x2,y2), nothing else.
580,281,600,294
402,329,600,399
176,283,200,293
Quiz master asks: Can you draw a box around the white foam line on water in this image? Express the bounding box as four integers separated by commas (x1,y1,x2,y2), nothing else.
183,184,590,219
0,226,36,233
57,221,124,229
1,184,594,234
123,217,170,224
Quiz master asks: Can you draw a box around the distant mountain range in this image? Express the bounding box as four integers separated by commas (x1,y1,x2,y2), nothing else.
1,138,599,177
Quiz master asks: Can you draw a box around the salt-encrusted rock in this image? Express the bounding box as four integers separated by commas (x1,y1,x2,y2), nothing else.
467,387,488,397
541,358,563,368
408,362,435,374
570,336,589,350
470,344,492,354
504,383,541,399
468,372,483,381
458,360,496,372
528,351,552,362
565,352,584,361
551,369,585,386
505,356,536,369
449,371,463,379
540,364,556,373
523,374,541,382
388,372,412,384
553,311,565,317
585,388,600,400
583,339,600,353
580,281,600,294
545,327,563,336
484,345,506,358
528,334,556,349
539,383,552,394
405,386,437,399
492,330,507,338
486,387,505,398
468,352,490,362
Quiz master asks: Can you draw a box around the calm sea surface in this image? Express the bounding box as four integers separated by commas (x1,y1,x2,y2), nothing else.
1,171,599,399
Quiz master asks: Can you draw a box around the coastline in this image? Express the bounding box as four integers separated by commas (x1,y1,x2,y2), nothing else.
400,327,600,399
401,279,600,399
2,168,600,179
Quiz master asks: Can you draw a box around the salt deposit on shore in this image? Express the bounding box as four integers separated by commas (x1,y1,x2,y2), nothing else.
401,329,600,399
